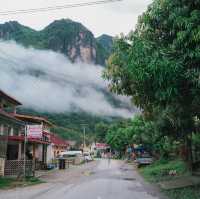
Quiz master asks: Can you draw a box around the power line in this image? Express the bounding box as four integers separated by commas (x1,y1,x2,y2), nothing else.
0,0,123,16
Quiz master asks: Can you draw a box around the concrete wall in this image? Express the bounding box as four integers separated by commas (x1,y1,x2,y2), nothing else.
0,158,5,176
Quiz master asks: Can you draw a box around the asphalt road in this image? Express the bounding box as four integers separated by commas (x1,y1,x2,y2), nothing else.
0,159,165,199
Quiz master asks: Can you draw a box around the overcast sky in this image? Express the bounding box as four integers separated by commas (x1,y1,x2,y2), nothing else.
0,0,152,37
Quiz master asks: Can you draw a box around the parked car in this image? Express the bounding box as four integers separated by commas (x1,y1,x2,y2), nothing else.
135,152,153,167
60,151,83,157
60,151,85,165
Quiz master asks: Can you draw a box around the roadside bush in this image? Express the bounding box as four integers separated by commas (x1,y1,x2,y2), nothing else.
165,186,200,199
140,160,188,182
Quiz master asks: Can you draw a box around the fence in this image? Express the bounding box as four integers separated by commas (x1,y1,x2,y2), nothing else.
4,160,33,177
35,160,48,170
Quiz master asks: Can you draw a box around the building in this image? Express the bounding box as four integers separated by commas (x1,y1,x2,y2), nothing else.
14,114,71,167
91,143,110,157
48,133,70,161
0,90,25,176
0,89,71,175
14,114,53,169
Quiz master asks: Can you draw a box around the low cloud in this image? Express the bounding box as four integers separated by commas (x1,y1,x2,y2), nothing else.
0,41,135,118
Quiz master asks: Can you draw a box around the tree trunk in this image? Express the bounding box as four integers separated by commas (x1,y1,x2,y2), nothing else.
185,133,193,171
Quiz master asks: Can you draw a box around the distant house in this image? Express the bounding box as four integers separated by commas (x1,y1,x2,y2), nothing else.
91,143,110,156
14,114,71,166
67,140,76,148
48,133,70,161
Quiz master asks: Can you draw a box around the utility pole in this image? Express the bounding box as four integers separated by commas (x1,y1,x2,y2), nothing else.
83,126,86,150
23,125,27,178
83,126,85,148
81,124,87,151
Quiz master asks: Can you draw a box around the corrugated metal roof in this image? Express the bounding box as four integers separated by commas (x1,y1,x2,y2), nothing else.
14,114,54,127
49,133,69,147
0,109,25,125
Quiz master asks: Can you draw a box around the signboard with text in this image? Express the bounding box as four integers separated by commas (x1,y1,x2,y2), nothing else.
27,125,43,139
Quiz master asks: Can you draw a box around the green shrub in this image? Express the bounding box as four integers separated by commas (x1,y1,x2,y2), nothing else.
0,178,13,189
165,186,200,199
140,160,188,182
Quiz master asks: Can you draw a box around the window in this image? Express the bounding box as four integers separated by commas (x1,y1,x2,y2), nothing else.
13,127,19,136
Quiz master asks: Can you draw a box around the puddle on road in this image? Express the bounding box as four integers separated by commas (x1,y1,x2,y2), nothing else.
82,171,95,176
120,168,132,171
122,177,136,181
107,176,136,181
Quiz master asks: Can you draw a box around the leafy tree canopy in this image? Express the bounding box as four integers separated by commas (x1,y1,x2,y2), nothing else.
104,0,200,135
104,0,200,167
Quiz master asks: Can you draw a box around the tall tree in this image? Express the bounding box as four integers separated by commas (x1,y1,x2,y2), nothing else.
104,0,200,168
95,122,109,142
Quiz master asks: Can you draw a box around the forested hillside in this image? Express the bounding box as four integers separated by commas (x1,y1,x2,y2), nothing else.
18,108,122,145
0,19,126,144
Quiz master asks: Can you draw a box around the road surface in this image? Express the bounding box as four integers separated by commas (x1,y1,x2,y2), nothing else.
0,159,166,199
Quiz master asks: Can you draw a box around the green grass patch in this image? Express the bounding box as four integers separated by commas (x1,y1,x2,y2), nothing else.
139,159,200,199
139,159,188,182
0,177,43,189
164,186,200,199
0,178,14,189
25,177,44,185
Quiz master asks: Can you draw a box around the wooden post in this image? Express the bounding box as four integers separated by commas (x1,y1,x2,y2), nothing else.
33,143,36,176
18,142,22,160
186,134,193,171
24,125,27,178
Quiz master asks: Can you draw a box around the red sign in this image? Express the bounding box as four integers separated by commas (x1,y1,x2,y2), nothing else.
27,125,42,139
95,143,110,149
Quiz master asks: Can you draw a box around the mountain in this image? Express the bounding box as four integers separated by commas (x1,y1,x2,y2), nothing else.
97,34,114,54
0,19,132,144
0,19,112,65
